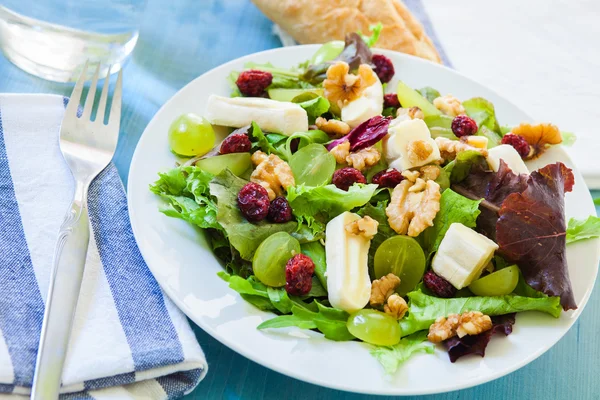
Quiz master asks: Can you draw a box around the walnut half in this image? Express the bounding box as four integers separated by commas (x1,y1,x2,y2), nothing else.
316,117,351,138
345,215,378,240
386,178,441,237
370,273,401,307
384,294,408,319
435,136,488,162
428,311,492,343
250,151,295,200
346,146,381,171
433,94,465,117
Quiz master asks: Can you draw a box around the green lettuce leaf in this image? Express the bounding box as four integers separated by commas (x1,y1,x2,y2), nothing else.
150,167,221,230
258,301,355,341
358,22,383,47
566,215,600,244
561,131,577,146
462,97,501,134
370,331,434,374
420,189,482,255
218,272,277,311
267,287,294,314
357,200,394,271
399,288,562,337
227,71,242,97
418,87,441,104
476,125,502,148
248,121,281,155
297,96,330,123
301,241,328,290
210,170,297,260
244,61,312,90
447,150,487,183
286,183,378,231
594,198,600,206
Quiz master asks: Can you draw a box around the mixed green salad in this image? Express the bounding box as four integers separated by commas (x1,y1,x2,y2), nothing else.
151,28,600,373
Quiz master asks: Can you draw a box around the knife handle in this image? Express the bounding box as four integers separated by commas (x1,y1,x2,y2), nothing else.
32,180,90,400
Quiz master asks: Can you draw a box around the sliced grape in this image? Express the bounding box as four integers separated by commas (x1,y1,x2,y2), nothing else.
253,232,301,287
396,81,441,117
289,143,336,187
268,88,325,102
168,113,216,156
194,153,251,176
310,40,345,64
347,309,401,346
469,265,520,296
374,236,426,296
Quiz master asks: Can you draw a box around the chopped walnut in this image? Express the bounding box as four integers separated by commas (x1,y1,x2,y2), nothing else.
384,294,408,319
397,106,424,120
250,151,295,200
370,273,401,307
330,141,350,164
511,122,562,159
428,311,492,343
401,170,420,182
433,95,465,117
386,179,441,237
346,146,381,171
406,140,434,166
345,215,379,240
435,137,488,161
419,165,441,181
323,62,377,107
315,117,351,138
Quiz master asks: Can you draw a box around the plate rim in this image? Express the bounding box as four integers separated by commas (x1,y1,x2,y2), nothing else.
127,45,600,395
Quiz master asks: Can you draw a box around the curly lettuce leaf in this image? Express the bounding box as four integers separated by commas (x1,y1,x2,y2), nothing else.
566,215,600,244
399,288,561,337
444,314,515,363
370,331,434,374
420,189,481,255
462,97,501,134
496,162,576,310
210,170,297,260
150,167,221,230
286,183,378,231
258,301,355,341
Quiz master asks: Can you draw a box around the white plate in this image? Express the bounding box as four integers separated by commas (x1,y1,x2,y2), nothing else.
127,46,600,395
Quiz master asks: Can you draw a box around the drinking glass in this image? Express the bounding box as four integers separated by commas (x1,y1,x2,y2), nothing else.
0,0,147,82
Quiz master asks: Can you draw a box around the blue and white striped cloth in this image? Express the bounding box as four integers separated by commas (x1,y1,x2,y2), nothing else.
0,94,207,399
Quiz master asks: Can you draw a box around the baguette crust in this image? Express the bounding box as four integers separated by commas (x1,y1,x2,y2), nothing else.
252,0,441,63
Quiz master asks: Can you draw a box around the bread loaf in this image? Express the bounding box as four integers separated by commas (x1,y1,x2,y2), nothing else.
251,0,441,63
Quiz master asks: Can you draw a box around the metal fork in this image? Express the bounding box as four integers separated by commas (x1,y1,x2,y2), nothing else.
31,62,122,400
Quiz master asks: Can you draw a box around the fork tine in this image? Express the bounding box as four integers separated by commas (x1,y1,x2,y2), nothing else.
81,64,100,121
95,65,112,124
65,60,89,118
108,69,123,130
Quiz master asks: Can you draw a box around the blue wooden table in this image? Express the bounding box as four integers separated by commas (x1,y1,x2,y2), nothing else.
1,0,598,398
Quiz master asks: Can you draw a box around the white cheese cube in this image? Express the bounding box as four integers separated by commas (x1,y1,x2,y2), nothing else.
382,119,441,170
486,144,529,175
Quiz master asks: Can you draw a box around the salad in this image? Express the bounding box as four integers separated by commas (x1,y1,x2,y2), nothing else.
150,28,600,373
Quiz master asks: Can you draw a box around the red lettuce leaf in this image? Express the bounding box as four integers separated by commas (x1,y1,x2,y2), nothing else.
444,314,516,363
496,162,576,310
452,160,528,240
327,116,391,152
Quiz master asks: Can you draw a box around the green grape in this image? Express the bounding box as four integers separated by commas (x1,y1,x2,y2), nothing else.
310,40,345,64
289,143,336,187
346,309,401,346
268,88,324,102
469,265,520,296
396,81,441,117
168,113,216,156
194,153,251,176
253,232,301,287
374,236,426,296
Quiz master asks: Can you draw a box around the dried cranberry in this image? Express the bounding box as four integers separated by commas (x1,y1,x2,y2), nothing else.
236,70,273,97
332,167,366,191
220,133,252,154
501,134,531,158
372,168,404,188
423,270,456,298
384,93,401,109
237,182,270,222
267,196,293,223
285,254,315,296
372,54,395,84
451,115,478,138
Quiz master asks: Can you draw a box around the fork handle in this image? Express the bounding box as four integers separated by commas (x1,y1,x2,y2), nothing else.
32,180,91,400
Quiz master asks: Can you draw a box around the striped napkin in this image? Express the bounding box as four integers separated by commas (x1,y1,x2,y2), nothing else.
0,94,207,399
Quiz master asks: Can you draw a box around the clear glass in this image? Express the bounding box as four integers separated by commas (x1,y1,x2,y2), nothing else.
0,0,146,82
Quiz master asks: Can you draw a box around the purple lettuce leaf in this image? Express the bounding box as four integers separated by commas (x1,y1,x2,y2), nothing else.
497,162,576,310
327,116,391,152
444,314,516,363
